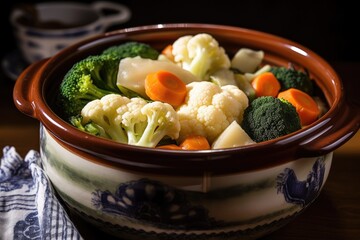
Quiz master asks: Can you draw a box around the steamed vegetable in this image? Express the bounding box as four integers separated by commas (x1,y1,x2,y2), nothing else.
176,81,248,144
212,121,255,149
171,33,231,80
269,65,314,95
57,55,120,119
251,72,281,97
234,74,256,102
57,34,327,150
232,64,272,102
116,56,200,98
70,115,108,138
57,41,160,118
278,88,320,125
76,94,180,147
179,135,211,150
241,96,301,142
157,135,211,150
101,41,160,60
231,48,264,73
145,70,187,108
210,68,238,87
242,64,272,82
160,44,175,62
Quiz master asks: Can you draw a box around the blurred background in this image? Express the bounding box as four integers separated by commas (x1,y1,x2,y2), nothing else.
1,0,357,64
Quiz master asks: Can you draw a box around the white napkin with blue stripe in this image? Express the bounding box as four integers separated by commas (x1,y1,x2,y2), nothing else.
0,146,83,240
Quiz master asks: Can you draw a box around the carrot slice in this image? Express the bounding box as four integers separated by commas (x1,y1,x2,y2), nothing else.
278,88,320,126
251,72,281,97
145,70,187,108
179,135,211,150
161,44,174,62
157,144,182,150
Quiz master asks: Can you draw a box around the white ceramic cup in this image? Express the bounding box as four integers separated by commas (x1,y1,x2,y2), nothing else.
10,1,131,63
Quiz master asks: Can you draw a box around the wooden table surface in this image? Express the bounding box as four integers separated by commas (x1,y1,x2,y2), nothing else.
1,61,359,240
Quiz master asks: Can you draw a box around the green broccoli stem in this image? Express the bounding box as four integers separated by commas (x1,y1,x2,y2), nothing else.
77,76,114,101
70,115,113,139
84,123,109,138
102,123,128,144
84,115,128,144
69,116,86,131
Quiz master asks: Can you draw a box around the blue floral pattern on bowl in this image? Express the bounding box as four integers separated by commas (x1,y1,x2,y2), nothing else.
277,157,325,206
90,157,326,234
92,178,218,230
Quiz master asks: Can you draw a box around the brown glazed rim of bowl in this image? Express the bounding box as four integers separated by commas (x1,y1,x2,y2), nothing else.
13,23,360,175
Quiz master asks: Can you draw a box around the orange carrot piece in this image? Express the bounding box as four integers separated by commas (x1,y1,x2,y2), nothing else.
145,70,187,108
278,88,320,126
179,135,211,150
157,144,182,150
161,44,174,62
251,72,281,97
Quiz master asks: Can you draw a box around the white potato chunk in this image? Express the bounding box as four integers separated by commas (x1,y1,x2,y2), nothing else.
210,68,237,87
231,48,264,73
212,120,255,149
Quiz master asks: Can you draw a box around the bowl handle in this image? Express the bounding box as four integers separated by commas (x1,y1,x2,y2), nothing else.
297,99,360,157
13,59,48,119
92,1,131,29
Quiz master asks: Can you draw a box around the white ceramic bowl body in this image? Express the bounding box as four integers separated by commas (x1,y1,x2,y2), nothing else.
40,124,332,239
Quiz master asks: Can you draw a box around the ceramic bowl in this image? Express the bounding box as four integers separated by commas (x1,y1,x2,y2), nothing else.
13,23,360,240
10,1,131,63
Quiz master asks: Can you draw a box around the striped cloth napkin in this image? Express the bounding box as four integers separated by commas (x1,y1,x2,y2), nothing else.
0,146,83,240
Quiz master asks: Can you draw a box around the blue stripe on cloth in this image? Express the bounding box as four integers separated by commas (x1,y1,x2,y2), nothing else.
0,146,83,240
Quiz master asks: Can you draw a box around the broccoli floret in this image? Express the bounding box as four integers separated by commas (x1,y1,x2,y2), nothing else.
241,96,301,142
101,41,160,60
270,65,314,95
69,115,109,138
57,41,160,119
56,55,120,119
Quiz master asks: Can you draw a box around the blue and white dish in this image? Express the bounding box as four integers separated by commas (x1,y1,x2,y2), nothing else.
10,1,131,63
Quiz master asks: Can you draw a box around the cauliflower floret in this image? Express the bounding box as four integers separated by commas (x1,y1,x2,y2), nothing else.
172,33,231,80
81,94,133,141
176,81,248,143
80,94,180,147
